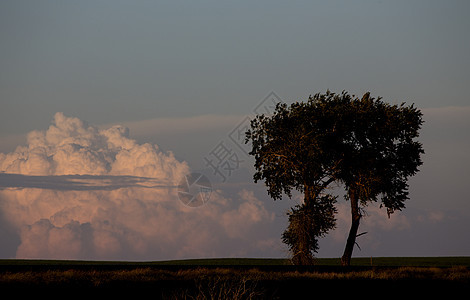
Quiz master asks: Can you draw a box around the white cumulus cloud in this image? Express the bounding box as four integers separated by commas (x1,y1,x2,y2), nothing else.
0,112,188,179
0,113,276,260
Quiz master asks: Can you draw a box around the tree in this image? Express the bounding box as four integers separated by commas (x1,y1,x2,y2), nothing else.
245,91,424,266
281,195,337,265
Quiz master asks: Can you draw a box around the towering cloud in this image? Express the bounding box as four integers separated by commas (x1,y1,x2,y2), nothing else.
0,113,276,260
0,112,188,179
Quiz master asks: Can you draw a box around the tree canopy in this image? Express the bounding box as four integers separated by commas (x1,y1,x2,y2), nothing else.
245,91,424,265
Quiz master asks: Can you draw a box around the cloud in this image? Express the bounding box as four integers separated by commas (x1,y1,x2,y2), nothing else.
0,187,276,260
0,113,277,260
0,112,189,178
416,210,445,224
110,114,246,138
422,106,470,126
421,106,470,148
0,173,177,191
221,189,275,239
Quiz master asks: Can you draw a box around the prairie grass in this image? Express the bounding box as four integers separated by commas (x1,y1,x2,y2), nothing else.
2,266,469,285
1,260,469,299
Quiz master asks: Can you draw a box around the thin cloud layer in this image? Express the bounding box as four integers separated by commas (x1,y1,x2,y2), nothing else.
0,113,276,260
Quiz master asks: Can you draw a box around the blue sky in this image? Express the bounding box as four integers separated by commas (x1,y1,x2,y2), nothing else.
0,1,469,259
2,0,469,132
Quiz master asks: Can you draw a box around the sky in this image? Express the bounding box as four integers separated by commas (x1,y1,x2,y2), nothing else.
0,0,469,260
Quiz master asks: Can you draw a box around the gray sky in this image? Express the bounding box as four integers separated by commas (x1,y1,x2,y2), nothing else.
0,0,469,260
2,1,469,132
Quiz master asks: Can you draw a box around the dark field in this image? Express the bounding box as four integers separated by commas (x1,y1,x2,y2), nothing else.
1,257,469,298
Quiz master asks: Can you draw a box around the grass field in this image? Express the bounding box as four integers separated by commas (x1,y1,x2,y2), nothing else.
1,257,469,298
151,256,470,267
2,256,469,267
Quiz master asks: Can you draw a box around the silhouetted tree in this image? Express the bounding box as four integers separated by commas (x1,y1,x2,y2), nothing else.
282,195,337,265
246,91,424,266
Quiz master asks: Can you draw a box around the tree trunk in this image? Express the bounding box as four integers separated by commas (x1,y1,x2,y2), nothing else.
341,189,361,266
303,184,317,207
291,184,317,265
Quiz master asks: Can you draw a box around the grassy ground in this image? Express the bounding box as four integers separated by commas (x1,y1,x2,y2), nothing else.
151,256,470,267
316,256,470,267
1,257,469,298
2,256,469,267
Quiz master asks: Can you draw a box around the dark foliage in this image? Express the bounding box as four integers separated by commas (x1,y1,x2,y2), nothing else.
282,195,337,265
246,90,424,265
